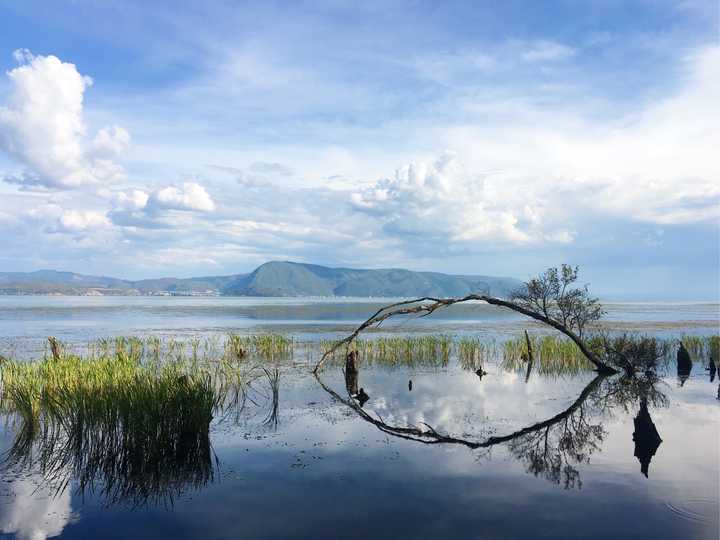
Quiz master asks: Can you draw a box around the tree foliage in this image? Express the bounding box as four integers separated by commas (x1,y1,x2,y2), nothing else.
510,264,604,338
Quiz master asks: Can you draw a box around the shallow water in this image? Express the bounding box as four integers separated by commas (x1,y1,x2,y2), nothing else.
0,298,718,539
0,297,717,358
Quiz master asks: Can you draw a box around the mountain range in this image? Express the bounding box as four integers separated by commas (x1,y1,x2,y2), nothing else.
0,261,522,297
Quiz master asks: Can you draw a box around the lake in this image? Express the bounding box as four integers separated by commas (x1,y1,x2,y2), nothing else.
0,297,718,539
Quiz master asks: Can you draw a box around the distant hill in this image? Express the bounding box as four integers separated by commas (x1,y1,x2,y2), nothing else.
0,262,521,297
221,261,520,297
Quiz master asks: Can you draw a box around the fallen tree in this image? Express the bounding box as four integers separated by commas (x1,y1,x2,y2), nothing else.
313,264,617,374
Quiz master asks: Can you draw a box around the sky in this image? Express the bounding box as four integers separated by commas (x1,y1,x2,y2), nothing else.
0,0,717,300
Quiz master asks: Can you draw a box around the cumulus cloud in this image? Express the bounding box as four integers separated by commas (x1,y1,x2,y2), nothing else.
146,182,216,212
0,50,129,189
91,125,131,158
24,203,110,234
107,182,216,229
112,189,150,211
51,209,111,233
351,152,574,247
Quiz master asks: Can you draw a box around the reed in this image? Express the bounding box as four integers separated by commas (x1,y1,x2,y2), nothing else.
681,334,720,362
501,335,596,376
0,350,245,506
457,337,497,372
320,335,454,368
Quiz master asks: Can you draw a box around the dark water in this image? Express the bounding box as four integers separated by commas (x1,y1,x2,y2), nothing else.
0,298,718,539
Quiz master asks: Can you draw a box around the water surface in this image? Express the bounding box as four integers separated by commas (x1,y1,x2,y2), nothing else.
0,297,717,539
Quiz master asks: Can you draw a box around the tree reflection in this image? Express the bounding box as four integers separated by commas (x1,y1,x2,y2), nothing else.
633,396,662,478
318,361,669,489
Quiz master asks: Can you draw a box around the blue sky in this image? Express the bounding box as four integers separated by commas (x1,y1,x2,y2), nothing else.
0,0,717,299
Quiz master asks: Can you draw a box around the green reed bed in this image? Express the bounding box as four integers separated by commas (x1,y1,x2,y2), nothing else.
502,335,599,376
457,337,498,372
0,350,253,506
681,334,720,363
320,335,454,368
501,334,719,376
54,333,296,365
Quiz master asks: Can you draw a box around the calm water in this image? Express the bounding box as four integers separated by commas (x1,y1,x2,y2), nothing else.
0,297,718,539
0,297,717,356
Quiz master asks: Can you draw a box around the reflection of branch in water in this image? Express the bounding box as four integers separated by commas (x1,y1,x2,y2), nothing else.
262,368,280,429
317,371,605,450
318,368,668,489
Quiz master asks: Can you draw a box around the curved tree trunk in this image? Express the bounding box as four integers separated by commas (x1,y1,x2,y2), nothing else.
313,294,617,374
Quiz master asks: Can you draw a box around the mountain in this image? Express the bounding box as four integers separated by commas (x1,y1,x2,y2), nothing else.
0,262,521,297
0,270,242,296
221,261,520,297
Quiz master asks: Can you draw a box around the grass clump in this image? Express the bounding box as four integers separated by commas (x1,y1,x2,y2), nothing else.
458,337,496,372
321,335,453,368
502,335,595,376
0,353,228,506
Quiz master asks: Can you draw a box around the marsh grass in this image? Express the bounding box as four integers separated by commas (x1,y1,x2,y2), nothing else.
681,335,720,364
501,335,596,376
457,338,497,372
0,345,266,506
320,335,454,368
500,334,719,375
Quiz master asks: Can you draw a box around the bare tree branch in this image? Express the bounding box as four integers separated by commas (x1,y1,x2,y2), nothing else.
313,265,616,374
313,294,616,373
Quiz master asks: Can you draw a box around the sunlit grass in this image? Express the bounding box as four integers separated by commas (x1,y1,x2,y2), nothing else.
0,345,262,506
457,337,497,372
320,335,454,368
501,335,596,375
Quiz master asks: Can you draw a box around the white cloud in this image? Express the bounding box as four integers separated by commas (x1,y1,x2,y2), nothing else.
108,182,216,228
521,40,576,62
91,125,131,158
146,182,216,212
351,152,574,247
112,189,149,211
24,203,111,234
52,209,111,233
0,51,129,188
442,46,720,227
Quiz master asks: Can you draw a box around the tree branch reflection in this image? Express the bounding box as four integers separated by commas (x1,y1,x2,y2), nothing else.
317,360,668,488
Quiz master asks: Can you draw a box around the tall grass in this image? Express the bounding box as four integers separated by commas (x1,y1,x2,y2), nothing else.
0,350,254,506
457,337,497,372
320,335,454,368
501,335,596,376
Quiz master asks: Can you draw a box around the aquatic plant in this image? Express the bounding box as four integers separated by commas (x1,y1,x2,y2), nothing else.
320,335,453,368
501,335,595,376
0,353,222,506
457,337,497,372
